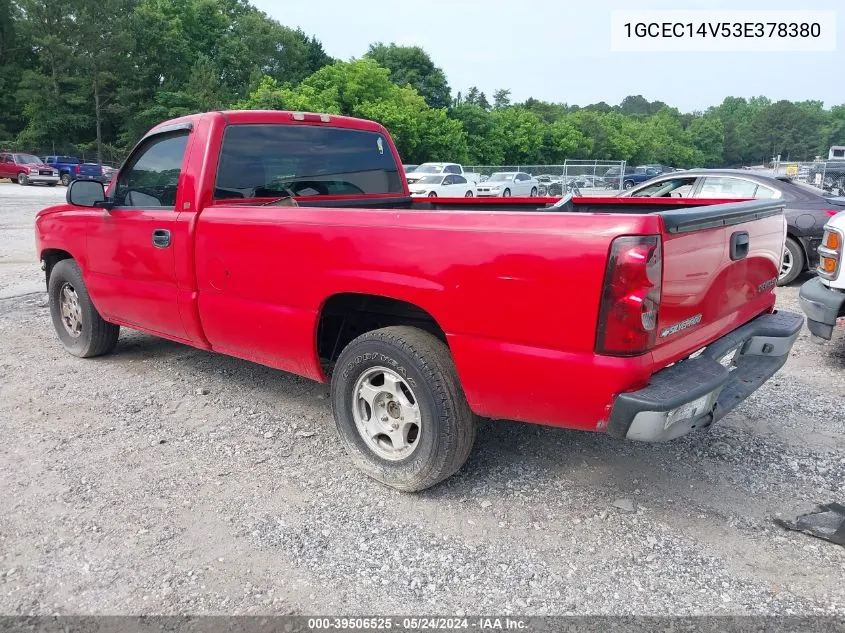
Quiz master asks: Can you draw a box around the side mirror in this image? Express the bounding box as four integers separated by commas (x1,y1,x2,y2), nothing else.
66,179,110,208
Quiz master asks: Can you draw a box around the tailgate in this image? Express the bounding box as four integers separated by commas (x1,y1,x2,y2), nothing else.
79,163,103,176
652,199,786,367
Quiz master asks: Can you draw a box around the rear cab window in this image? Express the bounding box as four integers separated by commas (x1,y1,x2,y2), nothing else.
213,124,403,202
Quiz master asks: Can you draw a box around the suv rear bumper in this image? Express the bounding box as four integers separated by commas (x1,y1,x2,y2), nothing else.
799,277,845,340
606,310,803,442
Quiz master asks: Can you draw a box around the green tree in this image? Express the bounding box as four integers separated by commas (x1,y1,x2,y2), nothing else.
687,114,724,167
238,59,467,163
491,106,543,164
365,42,451,109
71,0,134,163
450,103,501,164
492,88,511,109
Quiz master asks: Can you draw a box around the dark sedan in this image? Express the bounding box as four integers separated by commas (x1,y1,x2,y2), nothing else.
619,169,845,285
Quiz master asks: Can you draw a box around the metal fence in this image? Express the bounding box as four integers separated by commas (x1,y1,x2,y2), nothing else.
771,159,845,196
465,160,627,196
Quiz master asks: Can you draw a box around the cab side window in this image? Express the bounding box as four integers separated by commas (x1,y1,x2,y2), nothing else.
113,132,190,209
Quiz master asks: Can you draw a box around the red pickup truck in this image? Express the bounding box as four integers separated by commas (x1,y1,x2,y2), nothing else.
35,110,803,491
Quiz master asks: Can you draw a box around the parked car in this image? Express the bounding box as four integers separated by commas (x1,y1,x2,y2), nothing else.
408,173,476,197
405,162,481,185
36,109,802,491
601,166,662,190
0,152,59,186
799,210,845,341
475,171,539,197
43,155,83,186
402,164,418,173
619,168,845,285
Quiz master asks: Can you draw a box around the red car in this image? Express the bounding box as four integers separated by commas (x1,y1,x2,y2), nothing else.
34,110,803,491
0,152,60,186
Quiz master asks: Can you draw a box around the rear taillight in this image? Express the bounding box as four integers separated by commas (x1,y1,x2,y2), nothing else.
824,209,840,217
74,165,80,173
818,226,843,280
596,235,663,356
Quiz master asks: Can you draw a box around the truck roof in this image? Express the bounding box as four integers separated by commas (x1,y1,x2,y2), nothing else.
148,110,389,136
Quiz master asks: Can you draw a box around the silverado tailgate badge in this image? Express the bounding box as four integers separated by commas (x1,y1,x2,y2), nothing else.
758,277,777,293
660,313,703,338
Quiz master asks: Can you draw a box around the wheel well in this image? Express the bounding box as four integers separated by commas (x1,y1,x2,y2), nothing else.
42,249,73,287
317,294,446,365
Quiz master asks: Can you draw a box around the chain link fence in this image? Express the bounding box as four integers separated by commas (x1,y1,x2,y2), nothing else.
465,160,627,196
772,159,845,196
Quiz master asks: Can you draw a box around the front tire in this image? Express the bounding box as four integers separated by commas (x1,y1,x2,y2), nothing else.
502,188,511,197
428,192,437,198
778,236,805,286
17,172,29,186
465,190,473,197
623,180,634,190
48,259,120,358
530,187,537,197
331,326,477,492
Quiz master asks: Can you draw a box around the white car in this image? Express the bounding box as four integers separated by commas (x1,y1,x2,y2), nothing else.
475,172,539,197
406,162,481,185
408,174,477,198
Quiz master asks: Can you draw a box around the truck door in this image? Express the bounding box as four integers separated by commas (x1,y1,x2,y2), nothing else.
85,127,192,340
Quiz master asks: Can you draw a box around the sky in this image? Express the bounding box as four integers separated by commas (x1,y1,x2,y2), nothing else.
251,0,843,113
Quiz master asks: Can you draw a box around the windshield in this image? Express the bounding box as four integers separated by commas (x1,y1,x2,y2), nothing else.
17,154,42,164
488,173,513,182
415,163,445,174
214,124,403,200
415,175,444,185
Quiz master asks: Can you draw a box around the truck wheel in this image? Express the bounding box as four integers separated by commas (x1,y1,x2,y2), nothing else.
17,172,29,186
777,237,804,286
48,259,120,358
331,326,477,492
623,180,635,190
60,173,70,186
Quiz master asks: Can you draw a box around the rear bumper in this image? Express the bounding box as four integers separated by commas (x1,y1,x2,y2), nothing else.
606,310,803,442
799,277,845,340
71,174,107,183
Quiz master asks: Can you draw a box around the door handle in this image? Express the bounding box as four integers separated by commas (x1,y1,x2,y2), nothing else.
152,229,171,248
730,231,749,261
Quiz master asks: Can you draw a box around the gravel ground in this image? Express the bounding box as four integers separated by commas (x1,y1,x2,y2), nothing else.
0,182,843,616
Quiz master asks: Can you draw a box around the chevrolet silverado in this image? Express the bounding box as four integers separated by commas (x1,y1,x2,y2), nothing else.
35,110,803,491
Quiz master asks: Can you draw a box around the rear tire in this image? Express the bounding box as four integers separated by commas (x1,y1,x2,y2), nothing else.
48,259,120,358
778,236,805,286
331,326,477,492
60,173,71,186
